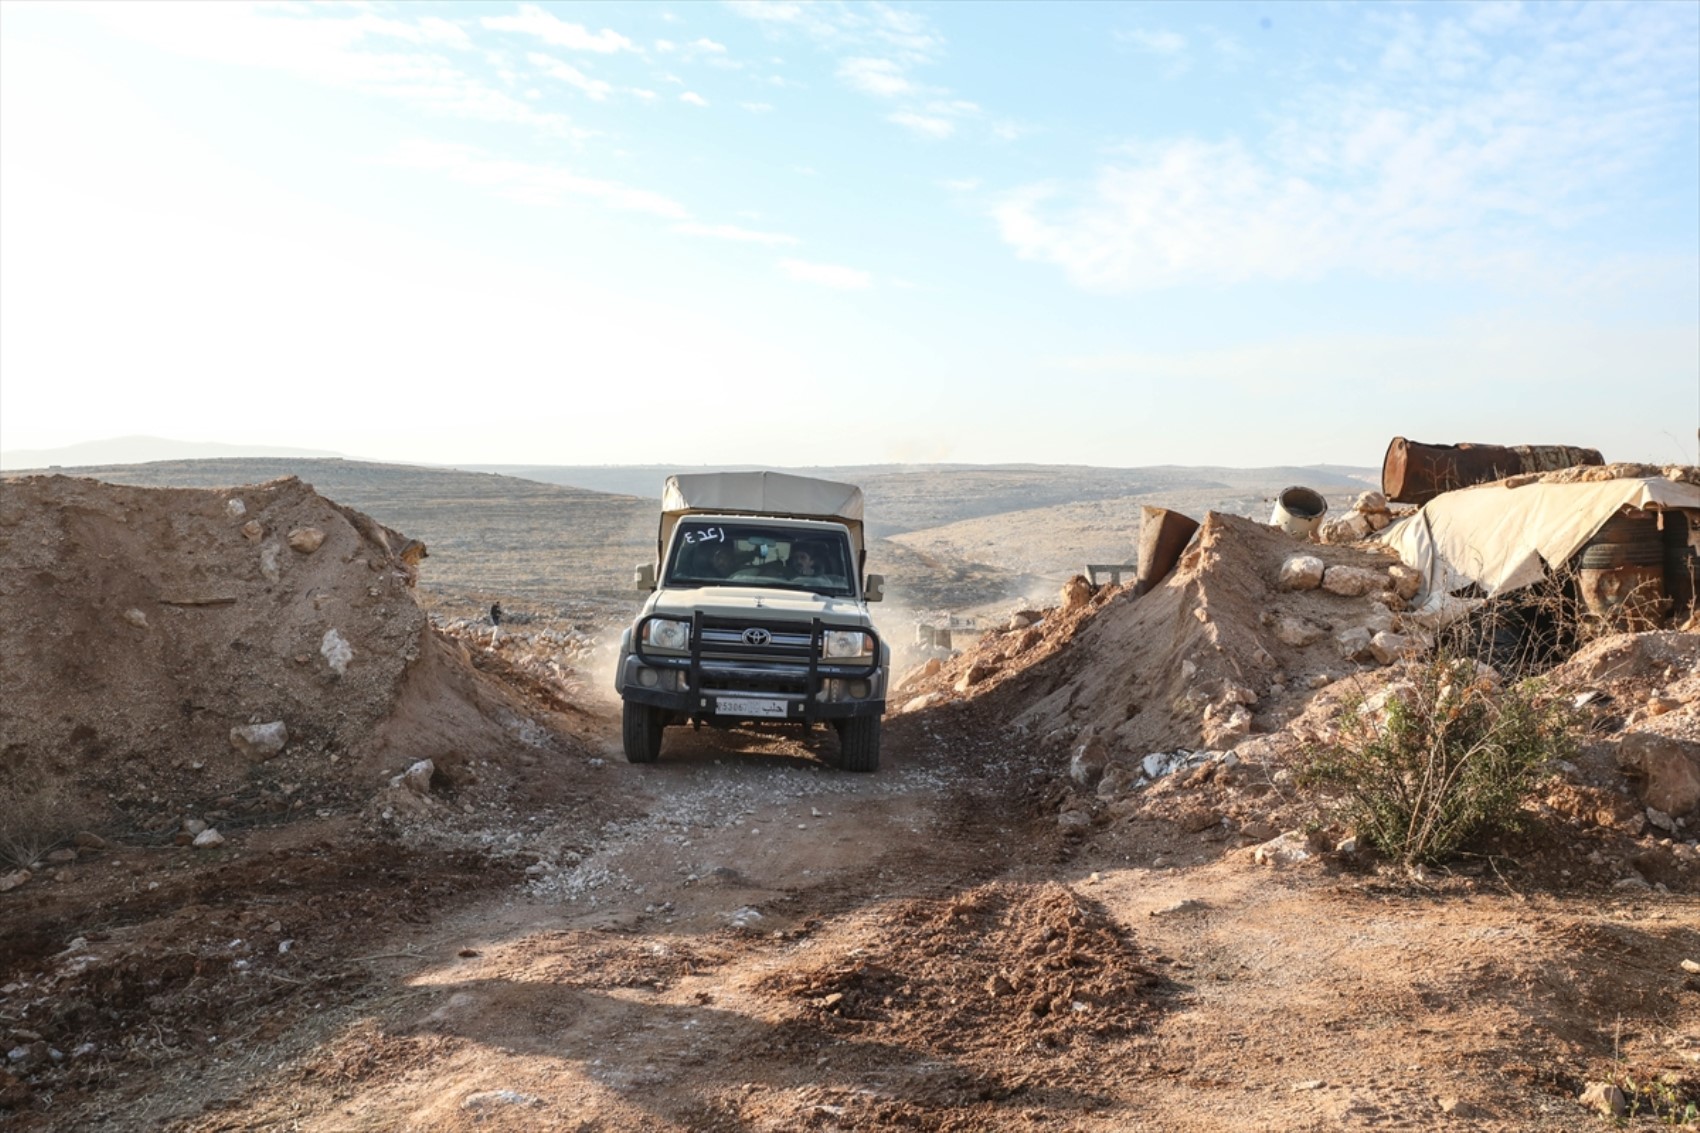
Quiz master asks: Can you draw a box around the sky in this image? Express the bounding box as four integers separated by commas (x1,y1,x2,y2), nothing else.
1,0,1697,470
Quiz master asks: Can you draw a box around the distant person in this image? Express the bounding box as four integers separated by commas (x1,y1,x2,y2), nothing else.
490,602,503,626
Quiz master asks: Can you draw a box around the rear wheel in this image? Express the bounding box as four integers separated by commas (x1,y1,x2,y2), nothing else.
622,701,664,763
834,715,881,773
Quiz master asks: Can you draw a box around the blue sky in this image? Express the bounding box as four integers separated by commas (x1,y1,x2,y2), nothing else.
2,0,1696,468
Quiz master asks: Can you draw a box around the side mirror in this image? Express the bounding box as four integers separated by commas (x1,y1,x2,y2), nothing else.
863,573,884,603
635,563,656,591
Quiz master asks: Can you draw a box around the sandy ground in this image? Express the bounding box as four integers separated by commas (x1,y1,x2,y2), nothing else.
6,705,1696,1132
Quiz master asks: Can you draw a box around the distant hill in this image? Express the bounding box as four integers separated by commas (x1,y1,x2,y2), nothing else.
0,435,347,470
465,463,1380,535
3,458,654,603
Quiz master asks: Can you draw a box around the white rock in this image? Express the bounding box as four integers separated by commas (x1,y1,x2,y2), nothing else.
1277,555,1325,591
1252,831,1313,866
1274,616,1325,647
1647,807,1678,834
182,818,208,836
192,828,225,849
1069,729,1110,788
1321,565,1389,597
401,759,435,795
1369,631,1418,665
1320,513,1374,544
1335,627,1374,662
1203,704,1252,747
288,527,326,554
122,608,149,629
321,628,353,675
1387,563,1423,600
260,543,282,583
226,498,247,518
230,721,288,759
0,869,30,893
899,692,944,714
1353,491,1388,514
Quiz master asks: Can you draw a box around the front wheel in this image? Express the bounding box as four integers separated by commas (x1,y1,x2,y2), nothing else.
834,715,881,773
622,701,664,763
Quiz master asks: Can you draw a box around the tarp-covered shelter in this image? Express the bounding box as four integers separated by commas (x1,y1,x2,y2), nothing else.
1380,472,1700,618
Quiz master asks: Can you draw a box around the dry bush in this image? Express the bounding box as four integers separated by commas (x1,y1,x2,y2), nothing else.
1304,655,1577,866
0,768,89,870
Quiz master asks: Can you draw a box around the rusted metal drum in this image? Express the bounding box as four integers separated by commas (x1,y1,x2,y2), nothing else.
1268,487,1327,539
1381,438,1604,505
1664,512,1696,616
1135,507,1200,594
1579,511,1667,630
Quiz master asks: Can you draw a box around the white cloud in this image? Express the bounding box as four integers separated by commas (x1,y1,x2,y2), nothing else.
1115,27,1191,77
778,258,872,289
528,52,612,101
997,3,1700,292
1118,28,1186,56
82,3,583,135
481,5,635,53
386,141,688,218
740,101,775,113
675,222,799,246
689,38,728,55
838,56,917,97
889,110,952,139
680,91,708,107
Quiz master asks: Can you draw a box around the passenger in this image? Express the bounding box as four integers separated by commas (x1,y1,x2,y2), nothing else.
789,543,822,577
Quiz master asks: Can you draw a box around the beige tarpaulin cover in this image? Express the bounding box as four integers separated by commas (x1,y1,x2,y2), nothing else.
662,472,863,523
1380,476,1700,615
659,472,865,560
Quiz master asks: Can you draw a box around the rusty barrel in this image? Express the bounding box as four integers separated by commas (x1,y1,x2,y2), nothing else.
1381,437,1604,505
1665,511,1696,616
1135,507,1200,594
1578,512,1667,631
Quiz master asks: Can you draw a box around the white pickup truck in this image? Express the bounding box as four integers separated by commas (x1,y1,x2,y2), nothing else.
613,472,890,770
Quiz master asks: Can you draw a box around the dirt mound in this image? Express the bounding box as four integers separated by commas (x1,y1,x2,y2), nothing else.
765,880,1161,1050
896,512,1406,756
0,475,581,844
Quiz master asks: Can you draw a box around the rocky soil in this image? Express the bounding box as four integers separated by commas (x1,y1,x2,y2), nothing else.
1,470,1697,1131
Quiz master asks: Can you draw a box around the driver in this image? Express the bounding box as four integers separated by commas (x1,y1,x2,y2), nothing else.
788,542,828,579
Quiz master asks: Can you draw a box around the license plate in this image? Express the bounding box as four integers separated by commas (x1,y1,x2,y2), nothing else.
716,697,789,719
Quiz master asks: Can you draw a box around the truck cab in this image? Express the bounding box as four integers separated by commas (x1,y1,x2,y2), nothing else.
613,472,890,770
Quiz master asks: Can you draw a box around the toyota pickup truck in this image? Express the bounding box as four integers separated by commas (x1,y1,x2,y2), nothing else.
614,471,890,770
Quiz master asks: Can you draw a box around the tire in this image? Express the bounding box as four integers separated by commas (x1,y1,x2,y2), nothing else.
835,715,881,773
622,701,664,763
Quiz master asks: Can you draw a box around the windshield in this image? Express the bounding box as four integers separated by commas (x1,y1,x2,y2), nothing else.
665,521,857,598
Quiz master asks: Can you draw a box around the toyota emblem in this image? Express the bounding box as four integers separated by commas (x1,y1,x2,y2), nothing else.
742,627,771,646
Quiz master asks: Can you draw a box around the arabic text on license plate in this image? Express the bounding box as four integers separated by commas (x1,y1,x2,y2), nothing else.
716,697,788,719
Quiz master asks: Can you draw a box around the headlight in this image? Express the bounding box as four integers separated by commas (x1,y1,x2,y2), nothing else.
822,630,872,659
643,618,690,650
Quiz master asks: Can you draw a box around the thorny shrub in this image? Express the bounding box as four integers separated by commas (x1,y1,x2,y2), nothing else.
1304,655,1577,867
0,772,87,871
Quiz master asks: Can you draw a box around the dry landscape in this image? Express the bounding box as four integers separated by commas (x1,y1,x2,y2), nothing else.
1,458,1697,1132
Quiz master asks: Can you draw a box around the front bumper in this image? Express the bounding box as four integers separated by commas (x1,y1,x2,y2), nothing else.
618,612,886,723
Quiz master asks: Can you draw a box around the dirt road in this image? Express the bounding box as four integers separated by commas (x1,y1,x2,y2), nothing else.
11,706,1688,1132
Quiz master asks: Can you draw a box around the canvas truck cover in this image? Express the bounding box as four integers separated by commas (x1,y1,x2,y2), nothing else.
1380,475,1700,618
659,472,865,561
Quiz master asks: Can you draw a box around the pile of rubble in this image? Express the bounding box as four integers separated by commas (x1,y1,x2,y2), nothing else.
0,476,591,892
